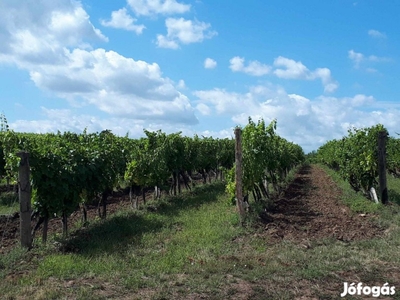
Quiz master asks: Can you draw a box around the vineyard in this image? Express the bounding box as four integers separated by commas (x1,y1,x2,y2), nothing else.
1,116,400,299
0,114,303,244
315,123,400,202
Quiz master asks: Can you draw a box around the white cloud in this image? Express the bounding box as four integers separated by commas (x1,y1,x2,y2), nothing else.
0,0,107,66
348,49,391,70
368,29,386,39
11,107,148,137
199,129,233,139
348,50,364,68
127,0,190,16
273,56,310,79
193,88,258,115
196,103,211,115
204,58,217,69
177,79,186,89
156,34,179,49
100,8,145,34
228,56,337,92
194,84,399,152
229,56,271,76
29,48,198,123
0,1,198,125
156,18,217,49
273,56,338,93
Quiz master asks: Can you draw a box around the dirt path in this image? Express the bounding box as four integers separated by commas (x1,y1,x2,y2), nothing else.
261,164,383,244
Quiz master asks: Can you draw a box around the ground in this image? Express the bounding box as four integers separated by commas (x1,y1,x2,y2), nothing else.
1,165,399,299
261,165,383,244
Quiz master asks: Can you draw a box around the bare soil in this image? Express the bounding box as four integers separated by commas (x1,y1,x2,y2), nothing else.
260,164,384,244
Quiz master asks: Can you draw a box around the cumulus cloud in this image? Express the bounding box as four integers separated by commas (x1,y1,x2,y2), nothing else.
0,0,107,66
127,0,190,16
229,56,271,76
348,50,364,68
28,48,198,124
273,56,338,93
0,0,198,125
156,18,217,49
10,107,150,137
368,29,386,39
348,49,391,70
177,79,186,89
228,56,337,93
194,84,399,152
273,57,310,79
204,58,217,69
100,8,145,34
196,103,211,115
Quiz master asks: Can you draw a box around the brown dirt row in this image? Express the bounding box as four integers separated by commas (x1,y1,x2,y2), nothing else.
260,164,384,244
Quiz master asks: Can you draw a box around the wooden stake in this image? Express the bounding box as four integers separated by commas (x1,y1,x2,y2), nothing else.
378,130,388,204
234,127,246,224
17,151,32,249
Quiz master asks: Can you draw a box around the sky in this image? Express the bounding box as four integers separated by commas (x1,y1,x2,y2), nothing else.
0,0,399,153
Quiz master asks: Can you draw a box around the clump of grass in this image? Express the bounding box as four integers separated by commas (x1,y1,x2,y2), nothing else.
0,191,19,215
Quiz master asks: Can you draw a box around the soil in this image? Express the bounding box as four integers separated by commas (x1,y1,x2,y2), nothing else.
259,164,384,244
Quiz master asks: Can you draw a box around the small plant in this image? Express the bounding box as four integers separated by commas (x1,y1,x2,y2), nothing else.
0,191,18,206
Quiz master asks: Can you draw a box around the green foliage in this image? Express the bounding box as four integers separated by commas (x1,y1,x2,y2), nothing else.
225,165,236,205
387,136,400,177
0,139,5,179
1,112,236,230
0,113,21,184
225,117,305,202
316,124,386,195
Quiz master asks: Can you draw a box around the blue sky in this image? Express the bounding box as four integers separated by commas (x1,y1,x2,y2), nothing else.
0,0,399,153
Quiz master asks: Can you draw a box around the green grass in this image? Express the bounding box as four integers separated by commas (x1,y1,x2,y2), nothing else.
317,164,382,214
1,172,400,299
0,191,19,215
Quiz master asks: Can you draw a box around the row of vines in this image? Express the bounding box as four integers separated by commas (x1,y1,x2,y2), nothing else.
0,114,235,242
226,118,305,205
0,114,305,242
315,123,400,199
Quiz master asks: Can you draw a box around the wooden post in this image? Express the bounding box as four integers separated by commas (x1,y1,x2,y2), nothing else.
17,151,32,249
235,127,246,224
378,130,388,204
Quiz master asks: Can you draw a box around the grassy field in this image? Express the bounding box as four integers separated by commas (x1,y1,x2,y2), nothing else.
1,166,400,299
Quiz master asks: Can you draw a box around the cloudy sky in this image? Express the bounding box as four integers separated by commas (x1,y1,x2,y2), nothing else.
0,0,399,153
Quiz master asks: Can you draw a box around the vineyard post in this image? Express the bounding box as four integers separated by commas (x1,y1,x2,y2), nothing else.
234,127,246,224
378,130,388,204
17,151,32,249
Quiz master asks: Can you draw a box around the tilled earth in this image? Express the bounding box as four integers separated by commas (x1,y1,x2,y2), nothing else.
260,164,384,244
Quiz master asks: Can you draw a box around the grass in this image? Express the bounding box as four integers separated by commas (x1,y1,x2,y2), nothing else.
0,191,19,215
318,164,383,214
1,170,400,299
